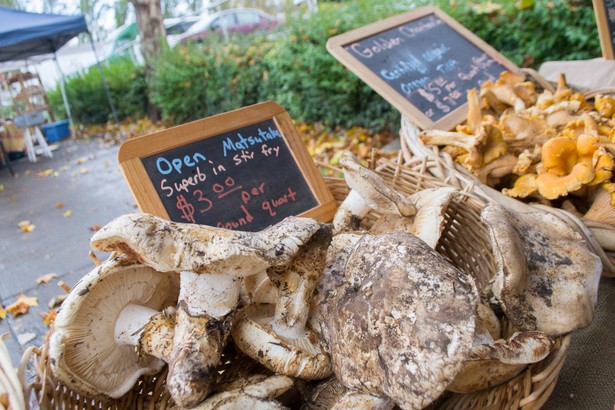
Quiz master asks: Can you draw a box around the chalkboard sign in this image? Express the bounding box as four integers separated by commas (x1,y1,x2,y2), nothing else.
327,6,519,130
593,0,615,59
118,102,336,231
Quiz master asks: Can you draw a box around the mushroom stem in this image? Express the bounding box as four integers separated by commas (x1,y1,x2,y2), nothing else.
269,226,332,339
167,306,234,409
332,190,371,232
114,304,175,362
179,271,240,319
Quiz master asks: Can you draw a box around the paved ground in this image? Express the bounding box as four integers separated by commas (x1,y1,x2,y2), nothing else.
0,136,613,408
0,138,136,364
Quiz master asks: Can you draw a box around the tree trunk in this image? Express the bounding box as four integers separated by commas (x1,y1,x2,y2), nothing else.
130,0,166,121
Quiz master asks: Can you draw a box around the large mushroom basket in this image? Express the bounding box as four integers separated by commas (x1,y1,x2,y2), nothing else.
0,152,590,410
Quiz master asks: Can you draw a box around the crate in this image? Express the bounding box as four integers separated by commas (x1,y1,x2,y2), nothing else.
42,120,70,143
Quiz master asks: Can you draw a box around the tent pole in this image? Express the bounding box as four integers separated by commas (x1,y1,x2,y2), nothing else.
86,32,122,136
52,52,76,137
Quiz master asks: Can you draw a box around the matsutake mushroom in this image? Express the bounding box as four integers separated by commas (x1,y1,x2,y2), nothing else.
310,231,478,409
448,303,553,393
333,151,459,247
90,213,322,408
231,224,333,380
332,151,415,233
481,203,602,336
172,375,295,410
49,256,179,400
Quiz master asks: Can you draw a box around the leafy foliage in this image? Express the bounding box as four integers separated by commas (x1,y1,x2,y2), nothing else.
48,57,147,125
150,37,273,124
54,0,601,130
436,0,601,67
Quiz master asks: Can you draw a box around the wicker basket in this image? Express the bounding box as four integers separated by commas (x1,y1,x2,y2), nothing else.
1,156,567,410
399,69,615,278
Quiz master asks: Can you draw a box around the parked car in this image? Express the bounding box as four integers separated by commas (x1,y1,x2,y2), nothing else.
177,8,278,44
104,16,200,60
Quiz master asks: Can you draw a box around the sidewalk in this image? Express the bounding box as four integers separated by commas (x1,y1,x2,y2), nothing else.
0,138,136,364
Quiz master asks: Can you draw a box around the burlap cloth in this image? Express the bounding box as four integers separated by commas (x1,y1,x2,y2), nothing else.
542,277,615,409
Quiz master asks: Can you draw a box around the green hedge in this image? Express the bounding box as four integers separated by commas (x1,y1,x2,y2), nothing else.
48,57,147,125
53,0,601,130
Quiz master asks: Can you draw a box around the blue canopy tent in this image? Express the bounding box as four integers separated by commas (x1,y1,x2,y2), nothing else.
0,6,120,134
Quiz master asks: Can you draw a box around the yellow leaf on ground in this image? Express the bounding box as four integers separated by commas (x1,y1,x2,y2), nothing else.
18,220,35,232
36,272,58,285
37,169,54,177
41,309,57,326
56,202,64,209
0,183,4,191
63,210,73,217
6,294,38,317
0,305,6,319
76,157,88,165
80,168,89,175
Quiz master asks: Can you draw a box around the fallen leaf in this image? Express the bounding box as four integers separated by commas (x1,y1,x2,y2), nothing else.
48,294,66,309
58,165,70,172
76,157,88,165
63,210,73,217
17,332,36,345
10,193,17,200
56,202,64,209
80,168,89,175
18,220,35,232
36,272,58,285
0,305,6,319
41,309,57,326
90,224,102,232
0,183,4,191
37,169,54,177
6,294,38,317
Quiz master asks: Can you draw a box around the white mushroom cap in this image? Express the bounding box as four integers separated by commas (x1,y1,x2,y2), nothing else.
448,330,553,393
49,256,179,399
481,203,602,336
311,231,478,409
371,187,460,248
332,151,415,232
90,213,323,276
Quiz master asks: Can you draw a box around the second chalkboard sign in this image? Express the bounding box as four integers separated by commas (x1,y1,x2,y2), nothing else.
327,6,519,130
593,0,615,59
118,102,336,231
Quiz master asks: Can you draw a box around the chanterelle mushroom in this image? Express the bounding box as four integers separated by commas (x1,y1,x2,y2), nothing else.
481,203,602,336
49,256,180,399
310,231,478,409
231,224,333,380
91,213,322,408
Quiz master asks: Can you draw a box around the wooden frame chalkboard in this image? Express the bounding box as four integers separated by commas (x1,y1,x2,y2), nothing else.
593,0,615,59
327,6,520,130
118,101,336,231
